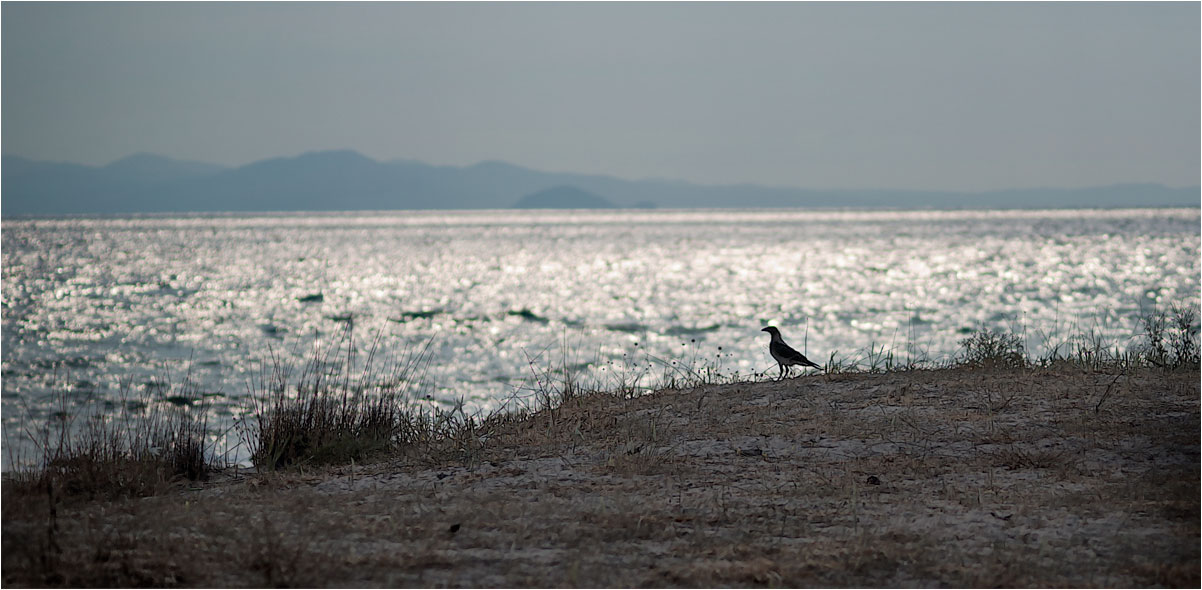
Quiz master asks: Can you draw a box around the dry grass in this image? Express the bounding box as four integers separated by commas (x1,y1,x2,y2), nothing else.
4,364,1197,587
244,328,437,470
3,377,214,504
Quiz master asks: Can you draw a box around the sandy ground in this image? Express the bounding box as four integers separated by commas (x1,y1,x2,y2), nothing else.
3,366,1199,587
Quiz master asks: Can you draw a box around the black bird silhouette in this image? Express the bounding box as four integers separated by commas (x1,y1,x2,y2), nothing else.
761,326,822,379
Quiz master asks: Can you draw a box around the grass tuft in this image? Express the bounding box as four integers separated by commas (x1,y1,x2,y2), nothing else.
243,326,436,470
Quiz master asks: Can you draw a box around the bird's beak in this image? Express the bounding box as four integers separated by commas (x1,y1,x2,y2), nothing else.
761,327,770,332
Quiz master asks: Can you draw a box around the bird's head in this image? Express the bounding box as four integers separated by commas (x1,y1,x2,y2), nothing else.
761,326,780,336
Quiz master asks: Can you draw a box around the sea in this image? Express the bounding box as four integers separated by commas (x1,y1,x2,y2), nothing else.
2,207,1199,466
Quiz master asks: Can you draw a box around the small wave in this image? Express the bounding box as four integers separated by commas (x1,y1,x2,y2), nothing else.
29,357,96,370
508,309,550,324
390,309,442,322
664,324,722,336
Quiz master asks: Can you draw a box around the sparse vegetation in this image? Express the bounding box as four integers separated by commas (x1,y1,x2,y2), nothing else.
2,375,218,587
4,374,215,504
957,327,1028,369
1139,303,1201,369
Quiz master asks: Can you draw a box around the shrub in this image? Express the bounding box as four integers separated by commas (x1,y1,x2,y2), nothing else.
957,328,1027,369
1140,304,1201,369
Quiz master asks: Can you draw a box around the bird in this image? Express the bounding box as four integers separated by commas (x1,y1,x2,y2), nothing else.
761,326,822,379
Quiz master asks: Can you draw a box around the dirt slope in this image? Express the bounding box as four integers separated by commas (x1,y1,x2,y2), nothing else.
4,367,1198,587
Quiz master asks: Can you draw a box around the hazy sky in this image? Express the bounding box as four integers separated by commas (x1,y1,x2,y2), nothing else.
3,2,1198,191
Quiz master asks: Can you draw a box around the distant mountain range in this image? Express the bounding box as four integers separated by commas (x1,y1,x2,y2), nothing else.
2,150,1197,215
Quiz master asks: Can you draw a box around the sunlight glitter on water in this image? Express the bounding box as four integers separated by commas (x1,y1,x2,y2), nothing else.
2,207,1199,464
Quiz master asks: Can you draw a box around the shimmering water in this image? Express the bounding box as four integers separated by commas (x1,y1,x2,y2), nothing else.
3,208,1199,464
